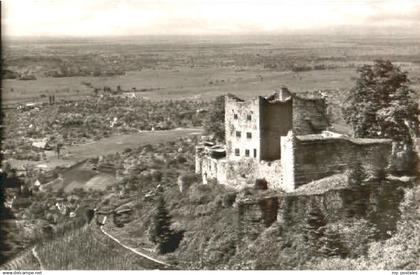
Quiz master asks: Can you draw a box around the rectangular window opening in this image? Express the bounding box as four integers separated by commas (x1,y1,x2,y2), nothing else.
235,149,240,156
253,149,257,158
247,114,252,121
234,114,238,119
246,132,252,139
245,149,250,157
236,131,241,138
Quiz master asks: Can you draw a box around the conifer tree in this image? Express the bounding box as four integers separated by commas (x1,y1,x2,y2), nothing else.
348,161,368,186
151,195,174,254
302,203,327,251
318,227,348,258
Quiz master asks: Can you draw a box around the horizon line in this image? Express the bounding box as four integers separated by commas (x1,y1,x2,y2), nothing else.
4,31,420,40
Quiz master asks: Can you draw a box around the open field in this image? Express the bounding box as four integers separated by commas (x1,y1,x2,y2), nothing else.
9,128,202,192
40,160,116,193
4,65,420,105
8,127,202,193
61,127,202,163
41,128,201,192
8,127,202,171
7,126,202,194
3,34,420,105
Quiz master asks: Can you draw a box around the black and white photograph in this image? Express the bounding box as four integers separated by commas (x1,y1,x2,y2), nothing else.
0,0,419,271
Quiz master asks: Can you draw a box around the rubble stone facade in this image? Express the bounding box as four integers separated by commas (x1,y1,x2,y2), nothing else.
196,88,392,192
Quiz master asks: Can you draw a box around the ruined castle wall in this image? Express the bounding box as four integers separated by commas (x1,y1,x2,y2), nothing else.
223,159,258,189
238,197,279,242
197,152,284,190
260,100,292,161
293,138,352,188
280,133,296,192
279,180,406,238
199,156,213,184
237,180,406,244
195,146,204,174
203,158,283,190
197,138,391,193
199,156,228,185
292,97,329,135
216,159,228,185
255,161,282,189
225,96,261,161
293,137,392,188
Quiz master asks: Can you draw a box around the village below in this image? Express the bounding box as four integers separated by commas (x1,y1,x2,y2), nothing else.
1,35,419,270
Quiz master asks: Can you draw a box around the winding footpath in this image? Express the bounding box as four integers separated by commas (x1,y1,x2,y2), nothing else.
99,225,172,269
0,246,43,270
31,246,44,270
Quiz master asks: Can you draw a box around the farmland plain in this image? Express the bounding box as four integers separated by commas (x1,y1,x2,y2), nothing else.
3,34,420,105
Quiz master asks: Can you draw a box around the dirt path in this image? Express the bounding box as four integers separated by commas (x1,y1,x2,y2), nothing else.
0,247,41,270
31,246,44,270
99,225,171,268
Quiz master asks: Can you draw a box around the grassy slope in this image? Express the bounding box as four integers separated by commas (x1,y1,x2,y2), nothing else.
101,183,241,270
307,183,420,270
19,137,420,270
2,219,177,270
6,182,418,270
4,158,419,270
0,249,41,270
33,225,164,270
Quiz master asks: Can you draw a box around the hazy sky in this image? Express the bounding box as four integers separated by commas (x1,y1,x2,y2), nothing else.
2,0,420,36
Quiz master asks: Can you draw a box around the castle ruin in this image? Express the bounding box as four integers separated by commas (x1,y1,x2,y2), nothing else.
195,88,392,192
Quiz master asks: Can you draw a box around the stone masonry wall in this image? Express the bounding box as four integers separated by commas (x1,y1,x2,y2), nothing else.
195,146,204,174
255,160,282,190
280,132,296,192
260,99,292,161
292,97,329,135
225,95,261,161
292,137,392,188
236,180,407,247
279,180,407,238
238,197,280,243
198,155,228,185
198,155,283,190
